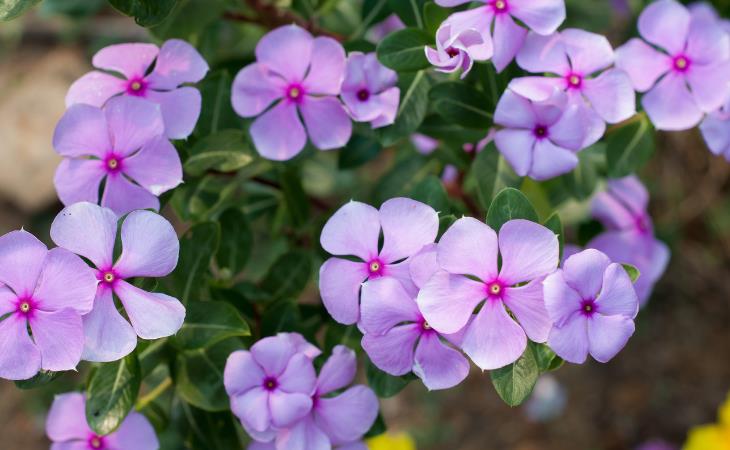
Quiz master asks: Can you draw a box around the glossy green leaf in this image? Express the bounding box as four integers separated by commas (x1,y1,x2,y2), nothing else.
86,353,142,435
215,208,252,278
471,142,500,210
165,222,221,304
0,0,40,21
171,301,250,350
531,342,563,373
149,0,226,40
423,1,450,36
622,263,641,283
410,175,450,212
377,71,431,145
543,212,564,261
107,0,177,26
14,370,61,390
340,134,382,169
185,130,254,177
486,187,539,230
366,360,414,398
193,71,242,138
606,115,655,177
261,250,313,301
279,166,310,227
489,346,539,406
376,28,431,72
429,81,492,129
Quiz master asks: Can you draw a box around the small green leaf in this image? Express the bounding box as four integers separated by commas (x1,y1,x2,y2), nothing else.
606,115,655,177
339,134,382,169
530,342,563,373
490,347,539,406
107,0,177,26
471,142,500,210
622,263,641,283
376,28,431,72
366,360,414,398
486,187,539,231
429,81,492,129
410,175,450,212
164,222,221,304
216,209,252,277
15,370,61,390
377,71,431,146
171,301,250,350
86,353,142,435
185,130,254,177
261,250,313,301
149,0,226,41
0,0,41,20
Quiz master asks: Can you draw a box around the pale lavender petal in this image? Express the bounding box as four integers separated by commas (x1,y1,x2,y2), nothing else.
378,197,438,263
101,173,160,215
92,43,158,80
606,175,649,221
642,72,703,131
638,0,690,54
33,248,97,314
0,230,47,296
409,243,438,290
582,69,636,123
435,0,473,5
122,135,182,196
46,393,91,442
548,103,588,150
444,7,492,37
687,60,730,113
563,248,611,300
248,442,275,450
53,104,111,158
700,113,730,159
417,271,485,335
495,129,535,177
231,387,270,432
319,258,368,325
250,100,307,161
320,201,380,260
104,96,165,156
498,219,559,285
300,96,352,150
508,77,564,102
614,38,671,92
104,412,159,450
256,25,313,82
462,299,527,370
686,11,730,64
315,386,379,445
114,210,179,278
510,0,566,35
587,314,635,362
369,88,400,128
515,32,570,75
231,63,285,117
543,269,582,327
251,334,298,376
529,139,579,180
276,417,329,450
278,353,317,394
29,308,83,371
303,37,346,95
0,314,41,380
560,28,614,74
65,71,126,108
224,350,265,396
361,324,419,375
51,441,89,450
317,345,356,395
595,263,639,318
363,52,398,93
494,89,537,128
81,287,137,362
146,39,209,90
342,90,389,123
547,315,589,363
269,391,313,428
54,159,106,207
383,260,418,298
145,87,201,139
492,14,527,73
413,333,469,390
0,286,15,317
569,95,606,148
437,217,498,281
114,281,185,339
50,201,117,270
502,279,551,343
360,277,420,335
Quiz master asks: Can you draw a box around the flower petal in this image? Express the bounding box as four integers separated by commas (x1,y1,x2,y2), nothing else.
319,258,368,325
33,248,97,314
686,10,730,64
361,324,420,376
0,230,47,296
502,279,551,343
461,299,527,370
104,96,165,156
145,87,201,139
54,159,106,211
251,334,298,376
587,314,635,363
276,417,330,450
303,37,346,95
231,63,285,117
0,314,41,380
122,135,182,196
250,100,307,161
547,315,589,364
114,210,179,278
642,71,703,131
46,393,91,442
146,39,209,90
256,25,313,82
92,43,159,79
561,28,614,74
614,38,671,92
114,281,185,339
81,287,137,362
66,71,126,108
370,87,401,129
515,32,570,75
638,0,690,54
315,386,379,445
417,271,486,334
582,69,636,123
543,269,583,327
0,285,16,317
510,0,566,35
494,129,536,177
278,353,317,394
224,350,265,396
104,412,159,450
29,308,83,372
596,263,639,318
300,96,353,150
686,60,730,113
378,197,438,263
408,243,439,290
50,202,117,270
437,217,499,281
563,248,611,300
101,174,160,216
269,391,313,428
700,112,730,159
320,201,380,260
529,138,579,181
495,89,537,128
360,277,421,335
492,14,527,72
413,332,470,390
498,219,559,285
317,345,357,395
53,104,111,158
508,76,565,102
231,387,270,432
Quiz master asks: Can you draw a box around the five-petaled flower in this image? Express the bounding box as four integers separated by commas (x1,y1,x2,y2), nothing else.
53,96,182,216
50,202,185,362
67,39,208,139
231,25,352,161
341,52,401,129
426,23,491,78
543,249,639,364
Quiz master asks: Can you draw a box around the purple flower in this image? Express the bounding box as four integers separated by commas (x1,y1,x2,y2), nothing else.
53,96,182,216
511,29,636,148
231,25,352,161
46,392,158,450
67,39,208,139
615,0,730,130
587,176,670,305
425,23,491,78
494,89,588,180
417,218,559,370
224,333,321,442
367,14,405,43
0,230,96,380
341,52,400,129
544,249,639,364
319,198,439,325
700,98,730,161
411,134,439,155
50,202,185,362
435,0,566,72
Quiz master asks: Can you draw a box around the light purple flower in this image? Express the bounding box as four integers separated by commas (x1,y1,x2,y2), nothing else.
319,198,439,325
224,333,321,442
544,249,639,364
231,25,352,161
360,271,470,391
700,98,730,160
50,202,184,362
417,218,559,370
411,134,439,155
66,39,208,139
367,14,405,43
46,392,158,450
511,28,636,147
0,230,96,380
53,96,182,216
341,52,400,129
588,176,670,305
435,0,566,72
494,89,588,180
425,23,491,78
615,0,730,130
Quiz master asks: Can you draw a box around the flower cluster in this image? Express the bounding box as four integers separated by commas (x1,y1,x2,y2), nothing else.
224,333,379,449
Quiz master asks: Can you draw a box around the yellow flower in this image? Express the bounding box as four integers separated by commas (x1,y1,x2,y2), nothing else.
684,392,730,450
367,432,417,450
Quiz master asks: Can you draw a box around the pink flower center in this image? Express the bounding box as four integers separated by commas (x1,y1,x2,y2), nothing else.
491,0,508,13
263,377,278,391
566,73,583,90
581,299,597,317
103,154,124,174
357,88,370,102
126,78,147,97
486,281,504,298
88,435,105,449
533,125,549,139
367,259,385,277
98,269,119,287
16,297,34,315
672,55,691,73
446,47,460,58
634,214,651,234
420,320,432,332
286,84,305,104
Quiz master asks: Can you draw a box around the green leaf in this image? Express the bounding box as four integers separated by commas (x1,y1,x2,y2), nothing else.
560,143,603,200
261,299,301,335
429,82,492,129
215,208,252,278
377,71,431,146
486,187,539,231
261,250,313,301
622,263,641,283
339,134,382,169
606,115,655,177
489,346,539,406
86,353,142,435
410,175,450,212
388,0,427,28
107,0,177,26
171,301,250,350
175,338,242,412
543,212,564,261
279,166,310,227
194,71,242,138
530,342,563,373
423,1,450,36
14,370,61,390
165,222,221,304
185,130,254,177
418,115,487,142
149,0,226,40
0,0,40,21
471,142,500,210
179,403,242,449
366,360,414,398
376,28,431,72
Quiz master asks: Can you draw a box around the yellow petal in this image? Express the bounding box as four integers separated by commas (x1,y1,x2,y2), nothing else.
367,432,417,450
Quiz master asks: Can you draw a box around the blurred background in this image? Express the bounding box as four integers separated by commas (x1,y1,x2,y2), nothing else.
0,1,728,449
